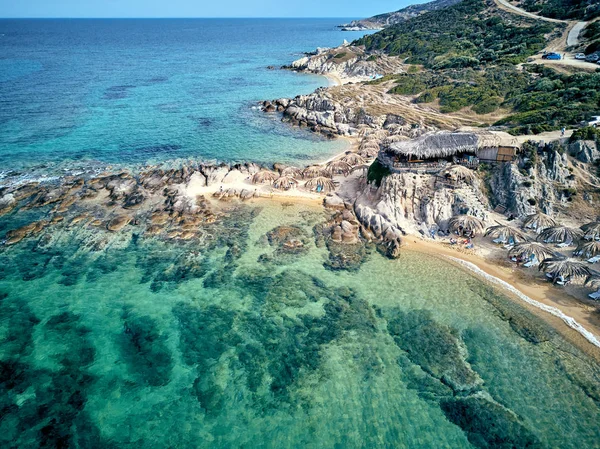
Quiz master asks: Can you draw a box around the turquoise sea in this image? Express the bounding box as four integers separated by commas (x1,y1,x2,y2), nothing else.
0,19,368,173
1,19,600,449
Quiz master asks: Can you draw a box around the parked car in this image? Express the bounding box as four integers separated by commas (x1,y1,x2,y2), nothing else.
590,116,600,128
542,52,561,60
575,53,586,60
586,53,600,62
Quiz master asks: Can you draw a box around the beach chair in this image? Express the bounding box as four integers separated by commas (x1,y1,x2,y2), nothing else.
587,256,600,264
556,241,572,248
588,290,600,300
493,238,506,244
523,257,538,268
556,275,569,286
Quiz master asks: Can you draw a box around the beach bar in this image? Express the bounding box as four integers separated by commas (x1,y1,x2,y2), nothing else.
378,131,520,172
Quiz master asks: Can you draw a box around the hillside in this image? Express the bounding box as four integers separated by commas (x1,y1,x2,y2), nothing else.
519,0,600,20
338,0,462,31
351,0,600,133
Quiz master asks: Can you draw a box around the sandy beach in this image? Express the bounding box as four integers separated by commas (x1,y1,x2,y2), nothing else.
404,236,600,359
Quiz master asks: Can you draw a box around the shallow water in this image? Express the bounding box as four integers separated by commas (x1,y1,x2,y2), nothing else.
1,201,599,448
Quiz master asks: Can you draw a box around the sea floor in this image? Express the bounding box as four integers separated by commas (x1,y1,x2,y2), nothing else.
1,201,600,448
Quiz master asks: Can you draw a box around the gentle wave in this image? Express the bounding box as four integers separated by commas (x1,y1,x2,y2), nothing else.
447,256,600,348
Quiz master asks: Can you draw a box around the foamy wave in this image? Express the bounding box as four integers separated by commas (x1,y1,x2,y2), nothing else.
447,256,600,349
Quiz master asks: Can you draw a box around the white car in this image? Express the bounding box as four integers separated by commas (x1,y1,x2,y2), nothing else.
590,116,600,127
575,53,586,60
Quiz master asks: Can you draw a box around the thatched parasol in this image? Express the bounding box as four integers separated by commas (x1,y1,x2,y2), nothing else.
279,166,302,178
302,165,330,179
327,160,352,176
539,257,593,284
384,135,409,145
251,169,279,184
359,140,380,150
586,275,600,289
522,212,556,233
305,176,337,193
574,240,600,258
273,175,298,191
485,223,529,244
359,146,380,158
508,242,556,262
448,215,485,236
581,222,600,241
385,123,406,135
538,226,583,244
356,125,374,137
341,153,366,166
441,165,478,184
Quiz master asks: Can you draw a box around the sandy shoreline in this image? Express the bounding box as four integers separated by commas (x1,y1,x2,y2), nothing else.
403,237,600,358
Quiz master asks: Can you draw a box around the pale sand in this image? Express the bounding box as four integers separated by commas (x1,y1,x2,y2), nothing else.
404,237,600,358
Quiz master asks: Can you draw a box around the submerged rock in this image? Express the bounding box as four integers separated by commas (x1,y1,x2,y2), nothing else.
107,215,131,232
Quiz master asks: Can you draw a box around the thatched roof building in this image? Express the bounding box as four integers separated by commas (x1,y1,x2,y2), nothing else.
382,131,519,164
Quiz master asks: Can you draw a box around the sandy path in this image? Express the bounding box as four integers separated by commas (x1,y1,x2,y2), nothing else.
495,0,566,23
567,21,587,46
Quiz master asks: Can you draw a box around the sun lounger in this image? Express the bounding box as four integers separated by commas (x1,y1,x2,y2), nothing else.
587,256,600,264
493,238,506,244
503,244,514,250
556,242,571,248
523,258,538,268
589,290,600,300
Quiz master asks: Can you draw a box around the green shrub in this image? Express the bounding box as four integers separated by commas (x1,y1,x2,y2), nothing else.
569,126,600,143
367,160,391,186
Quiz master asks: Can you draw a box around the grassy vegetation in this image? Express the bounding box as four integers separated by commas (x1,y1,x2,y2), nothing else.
382,62,600,132
521,0,600,20
497,67,600,134
355,0,553,68
569,126,600,142
584,21,600,54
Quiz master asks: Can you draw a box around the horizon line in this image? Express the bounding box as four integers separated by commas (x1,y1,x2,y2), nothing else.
0,16,359,20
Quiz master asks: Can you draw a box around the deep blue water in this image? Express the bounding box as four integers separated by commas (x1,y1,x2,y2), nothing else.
0,19,369,172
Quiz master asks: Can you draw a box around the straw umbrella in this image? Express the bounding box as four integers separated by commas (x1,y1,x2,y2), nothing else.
385,123,405,135
448,215,485,236
581,222,600,241
341,153,366,166
441,165,478,184
302,165,330,179
522,212,556,233
358,145,380,158
327,160,352,176
485,222,529,244
251,169,279,184
305,177,337,193
539,257,592,284
273,175,298,191
538,226,583,244
508,242,556,263
280,166,302,178
574,240,600,258
586,275,600,290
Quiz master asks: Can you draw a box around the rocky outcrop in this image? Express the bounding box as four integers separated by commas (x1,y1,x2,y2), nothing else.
568,140,599,163
353,172,488,257
338,0,462,30
488,149,575,217
288,45,404,82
